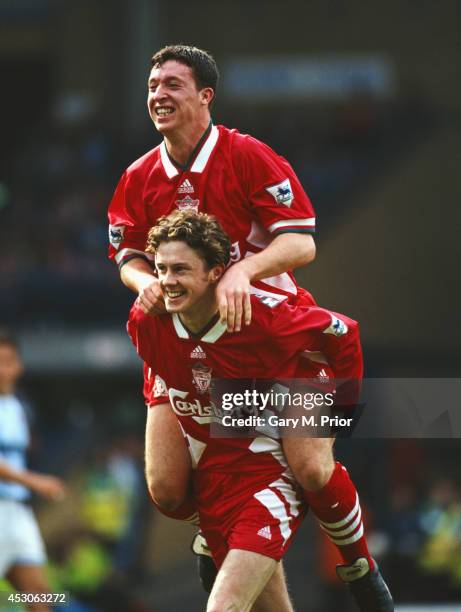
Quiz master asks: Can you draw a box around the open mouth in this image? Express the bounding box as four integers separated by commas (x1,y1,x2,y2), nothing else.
165,289,186,300
155,106,175,117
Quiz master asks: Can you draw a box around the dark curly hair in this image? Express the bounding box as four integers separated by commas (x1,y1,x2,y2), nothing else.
146,210,230,269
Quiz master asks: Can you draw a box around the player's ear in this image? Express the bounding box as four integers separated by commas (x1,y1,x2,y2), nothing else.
200,87,214,106
208,264,225,283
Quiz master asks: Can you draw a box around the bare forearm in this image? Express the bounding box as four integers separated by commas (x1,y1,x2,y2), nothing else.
0,461,34,488
0,460,66,500
216,233,316,331
120,258,166,315
120,258,157,294
238,233,316,282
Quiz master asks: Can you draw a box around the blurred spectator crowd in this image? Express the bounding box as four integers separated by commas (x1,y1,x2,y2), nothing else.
386,471,461,602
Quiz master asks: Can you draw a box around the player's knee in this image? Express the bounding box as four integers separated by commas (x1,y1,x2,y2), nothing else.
8,567,50,597
150,490,184,513
23,579,51,610
296,459,334,491
27,576,50,594
147,479,185,512
207,592,241,612
145,462,189,511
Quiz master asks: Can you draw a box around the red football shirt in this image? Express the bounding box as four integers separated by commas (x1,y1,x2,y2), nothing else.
108,124,316,300
127,296,362,473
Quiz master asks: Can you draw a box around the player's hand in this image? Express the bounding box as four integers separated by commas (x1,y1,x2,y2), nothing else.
28,473,67,501
138,277,166,316
216,264,252,332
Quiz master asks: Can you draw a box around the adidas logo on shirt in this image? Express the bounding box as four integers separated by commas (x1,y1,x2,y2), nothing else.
257,526,272,540
178,179,194,194
190,345,206,359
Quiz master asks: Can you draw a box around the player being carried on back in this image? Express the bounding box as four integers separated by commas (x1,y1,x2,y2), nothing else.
127,210,393,611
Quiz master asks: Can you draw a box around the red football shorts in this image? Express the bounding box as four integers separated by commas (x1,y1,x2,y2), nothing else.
194,468,308,568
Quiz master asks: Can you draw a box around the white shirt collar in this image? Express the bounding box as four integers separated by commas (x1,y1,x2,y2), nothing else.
171,312,227,344
160,125,219,178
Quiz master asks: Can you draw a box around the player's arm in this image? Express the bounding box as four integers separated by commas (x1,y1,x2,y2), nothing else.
318,314,364,413
120,258,166,315
288,307,363,380
108,170,166,315
220,134,317,332
292,308,364,408
239,232,315,280
0,461,66,501
273,304,363,399
217,233,315,331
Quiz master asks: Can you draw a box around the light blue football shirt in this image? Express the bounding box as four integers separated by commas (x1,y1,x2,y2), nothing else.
0,395,30,501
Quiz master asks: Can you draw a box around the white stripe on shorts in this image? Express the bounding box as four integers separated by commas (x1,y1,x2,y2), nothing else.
248,437,288,468
269,478,301,518
254,487,292,545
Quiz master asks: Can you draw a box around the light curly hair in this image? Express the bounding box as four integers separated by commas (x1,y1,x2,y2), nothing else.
146,210,231,268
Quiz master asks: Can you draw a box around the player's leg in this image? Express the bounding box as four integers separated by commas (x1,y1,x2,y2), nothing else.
6,564,51,612
282,437,375,567
283,435,336,488
251,561,293,612
203,466,306,610
145,402,192,511
145,402,217,597
3,502,52,612
145,403,216,595
206,549,277,612
282,437,393,610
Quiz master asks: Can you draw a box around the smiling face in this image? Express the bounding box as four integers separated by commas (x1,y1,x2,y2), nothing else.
155,240,223,327
147,60,213,137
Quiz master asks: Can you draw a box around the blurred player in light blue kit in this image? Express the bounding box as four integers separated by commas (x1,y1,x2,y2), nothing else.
0,329,66,612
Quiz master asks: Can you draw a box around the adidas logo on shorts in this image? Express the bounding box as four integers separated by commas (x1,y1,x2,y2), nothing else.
191,345,206,359
317,368,330,382
257,526,272,540
178,178,194,194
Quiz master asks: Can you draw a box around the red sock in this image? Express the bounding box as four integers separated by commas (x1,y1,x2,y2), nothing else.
152,495,199,525
303,462,375,571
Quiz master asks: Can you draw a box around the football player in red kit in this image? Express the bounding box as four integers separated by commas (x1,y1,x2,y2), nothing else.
108,47,316,311
127,210,393,612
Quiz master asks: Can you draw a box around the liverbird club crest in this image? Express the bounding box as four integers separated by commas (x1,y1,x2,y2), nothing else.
191,363,213,394
175,195,200,212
